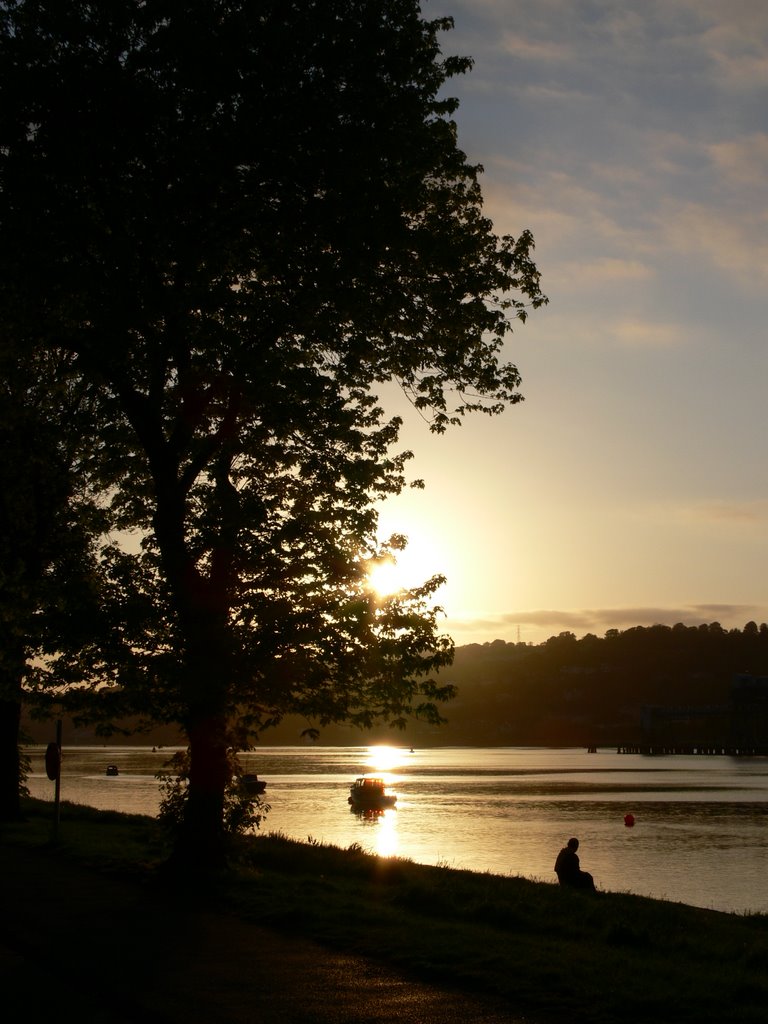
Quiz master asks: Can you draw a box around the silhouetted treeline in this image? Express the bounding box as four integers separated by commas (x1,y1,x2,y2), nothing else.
426,621,768,747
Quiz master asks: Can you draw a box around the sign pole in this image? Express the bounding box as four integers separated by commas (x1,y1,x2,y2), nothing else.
53,719,62,840
45,721,62,842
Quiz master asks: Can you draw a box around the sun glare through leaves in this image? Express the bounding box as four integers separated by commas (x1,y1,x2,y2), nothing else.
365,533,447,599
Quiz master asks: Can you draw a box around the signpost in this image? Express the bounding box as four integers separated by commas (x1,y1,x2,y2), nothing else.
45,721,62,841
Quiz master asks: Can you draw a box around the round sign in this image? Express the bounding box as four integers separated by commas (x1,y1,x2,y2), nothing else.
45,742,60,781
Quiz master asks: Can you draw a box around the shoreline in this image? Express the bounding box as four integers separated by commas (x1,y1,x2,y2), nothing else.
21,744,768,915
3,799,768,1023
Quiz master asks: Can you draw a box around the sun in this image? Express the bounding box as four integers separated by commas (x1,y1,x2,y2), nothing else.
365,534,448,598
367,559,403,597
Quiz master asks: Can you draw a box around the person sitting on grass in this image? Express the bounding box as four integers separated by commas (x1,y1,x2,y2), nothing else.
554,837,595,891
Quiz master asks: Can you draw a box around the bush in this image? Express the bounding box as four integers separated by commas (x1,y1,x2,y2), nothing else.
156,747,270,838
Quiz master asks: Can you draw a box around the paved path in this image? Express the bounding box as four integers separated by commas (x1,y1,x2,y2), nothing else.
0,844,531,1024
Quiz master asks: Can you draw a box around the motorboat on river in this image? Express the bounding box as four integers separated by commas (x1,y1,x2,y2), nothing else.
348,776,396,810
242,773,267,796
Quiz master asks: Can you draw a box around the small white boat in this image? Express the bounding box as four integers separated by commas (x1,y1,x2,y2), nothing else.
348,776,396,810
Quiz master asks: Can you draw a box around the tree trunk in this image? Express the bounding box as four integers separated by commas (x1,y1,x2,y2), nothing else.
161,539,235,870
147,423,241,872
0,641,24,821
171,712,230,870
0,692,22,821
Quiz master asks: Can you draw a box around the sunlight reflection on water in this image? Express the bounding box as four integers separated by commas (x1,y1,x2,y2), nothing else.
24,744,768,914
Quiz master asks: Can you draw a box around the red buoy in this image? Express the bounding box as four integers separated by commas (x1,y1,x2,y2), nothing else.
624,813,635,828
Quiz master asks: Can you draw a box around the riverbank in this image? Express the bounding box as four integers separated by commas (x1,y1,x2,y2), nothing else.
3,799,768,1023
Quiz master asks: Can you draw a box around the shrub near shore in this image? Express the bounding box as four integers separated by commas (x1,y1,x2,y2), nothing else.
6,798,768,1024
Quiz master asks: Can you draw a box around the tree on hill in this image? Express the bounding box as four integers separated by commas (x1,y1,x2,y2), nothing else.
0,0,546,866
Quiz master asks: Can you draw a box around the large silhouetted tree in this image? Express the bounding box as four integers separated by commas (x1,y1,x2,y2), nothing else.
0,0,546,866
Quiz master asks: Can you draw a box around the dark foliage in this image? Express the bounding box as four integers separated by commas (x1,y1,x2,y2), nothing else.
0,1,545,861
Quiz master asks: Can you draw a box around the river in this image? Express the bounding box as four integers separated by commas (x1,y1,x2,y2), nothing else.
24,744,768,915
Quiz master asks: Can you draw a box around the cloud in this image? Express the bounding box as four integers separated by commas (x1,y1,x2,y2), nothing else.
449,1,768,296
707,133,768,188
446,603,768,642
656,188,768,284
510,304,691,354
481,171,634,253
519,83,592,105
674,499,768,525
611,319,688,348
499,32,571,63
558,257,654,285
492,157,768,296
697,17,768,90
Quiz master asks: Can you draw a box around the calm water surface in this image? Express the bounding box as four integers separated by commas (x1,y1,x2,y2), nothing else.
25,744,768,915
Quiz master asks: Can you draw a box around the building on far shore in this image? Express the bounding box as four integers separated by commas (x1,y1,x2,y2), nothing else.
620,673,768,755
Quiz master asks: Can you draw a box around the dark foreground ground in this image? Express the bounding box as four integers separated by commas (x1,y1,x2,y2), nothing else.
0,841,529,1024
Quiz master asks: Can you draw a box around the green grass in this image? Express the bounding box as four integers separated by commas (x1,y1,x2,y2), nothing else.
7,798,768,1024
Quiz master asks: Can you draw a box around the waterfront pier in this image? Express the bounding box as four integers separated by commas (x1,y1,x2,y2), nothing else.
616,674,768,756
616,743,768,756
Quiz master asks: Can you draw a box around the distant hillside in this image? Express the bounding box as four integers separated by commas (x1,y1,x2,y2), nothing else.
22,620,768,748
21,713,185,748
426,621,768,747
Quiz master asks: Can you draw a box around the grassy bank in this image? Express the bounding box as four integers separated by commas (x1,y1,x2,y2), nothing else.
6,798,768,1023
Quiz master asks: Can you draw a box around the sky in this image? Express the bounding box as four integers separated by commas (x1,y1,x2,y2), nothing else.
374,0,768,648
